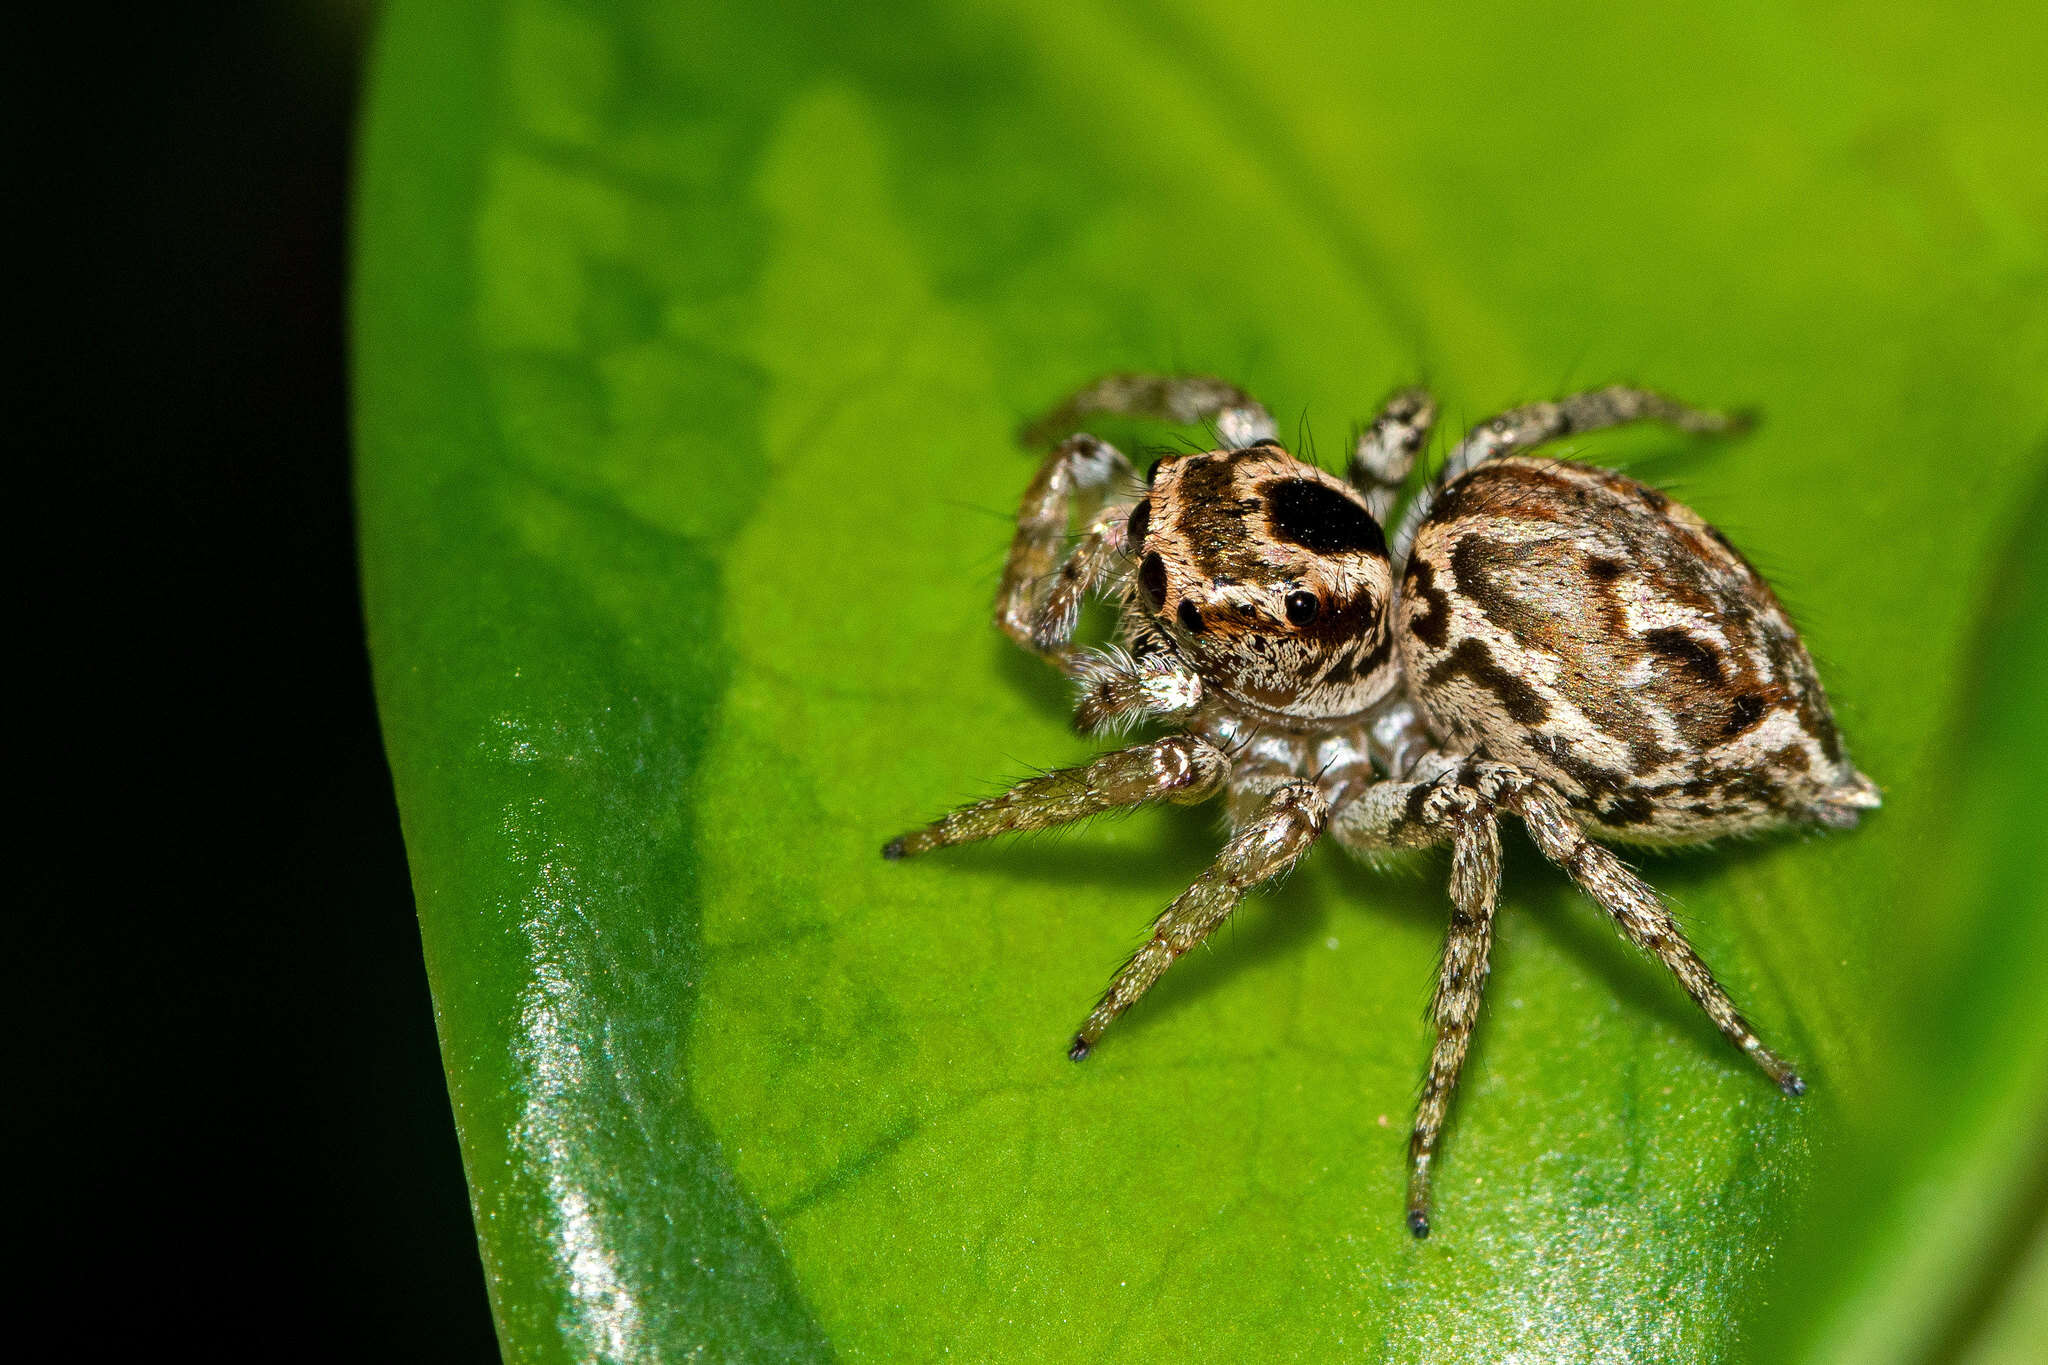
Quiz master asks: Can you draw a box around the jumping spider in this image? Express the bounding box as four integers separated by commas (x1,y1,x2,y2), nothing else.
883,373,1878,1237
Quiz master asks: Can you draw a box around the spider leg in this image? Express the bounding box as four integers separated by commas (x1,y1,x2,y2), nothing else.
1410,813,1501,1239
1324,754,1484,854
997,434,1136,666
1021,372,1278,450
1223,751,1306,829
1329,765,1503,1239
882,734,1226,861
1070,780,1327,1059
1513,780,1805,1095
1029,503,1129,654
1347,386,1436,524
1392,385,1749,562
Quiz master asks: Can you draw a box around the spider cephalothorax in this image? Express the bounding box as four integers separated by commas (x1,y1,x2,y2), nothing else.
1131,447,1398,722
884,373,1877,1236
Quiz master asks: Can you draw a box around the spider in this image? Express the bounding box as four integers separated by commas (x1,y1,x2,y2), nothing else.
883,373,1879,1237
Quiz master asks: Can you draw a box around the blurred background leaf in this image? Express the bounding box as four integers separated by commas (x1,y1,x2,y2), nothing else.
356,2,2048,1360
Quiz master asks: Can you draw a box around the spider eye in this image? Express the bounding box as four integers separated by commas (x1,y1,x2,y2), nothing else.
1267,479,1386,557
1139,553,1168,609
1285,590,1320,626
1125,498,1151,545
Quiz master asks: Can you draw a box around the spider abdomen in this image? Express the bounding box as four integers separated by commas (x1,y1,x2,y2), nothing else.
1397,456,1877,843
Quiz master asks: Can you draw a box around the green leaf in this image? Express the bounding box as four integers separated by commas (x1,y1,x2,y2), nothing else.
354,2,2048,1359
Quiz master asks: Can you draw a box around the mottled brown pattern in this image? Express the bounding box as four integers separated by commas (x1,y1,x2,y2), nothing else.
1404,556,1452,648
1399,456,1871,842
1426,638,1550,725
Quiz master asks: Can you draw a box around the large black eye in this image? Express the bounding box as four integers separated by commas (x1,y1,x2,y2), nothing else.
1268,479,1387,556
1125,498,1151,545
1139,553,1168,609
1285,590,1320,626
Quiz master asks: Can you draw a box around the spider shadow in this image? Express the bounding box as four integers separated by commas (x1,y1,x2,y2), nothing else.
946,787,1795,1077
1120,865,1340,1037
1494,830,1798,1071
1029,833,1463,1055
993,633,1074,718
942,795,1224,894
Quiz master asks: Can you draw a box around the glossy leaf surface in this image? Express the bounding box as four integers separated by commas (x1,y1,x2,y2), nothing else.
355,3,2048,1360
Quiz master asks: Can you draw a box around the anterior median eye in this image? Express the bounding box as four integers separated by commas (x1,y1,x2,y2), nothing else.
1267,478,1386,557
1285,590,1320,626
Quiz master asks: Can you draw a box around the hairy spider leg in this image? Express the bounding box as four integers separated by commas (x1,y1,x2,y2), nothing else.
1070,781,1328,1060
1391,386,1748,565
1513,781,1804,1095
1347,386,1437,525
1330,755,1800,1235
1412,813,1502,1240
1021,371,1279,450
882,734,1228,861
996,433,1135,667
1329,767,1500,1238
1030,502,1131,654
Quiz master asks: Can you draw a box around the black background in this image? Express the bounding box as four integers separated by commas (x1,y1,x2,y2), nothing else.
26,6,497,1355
